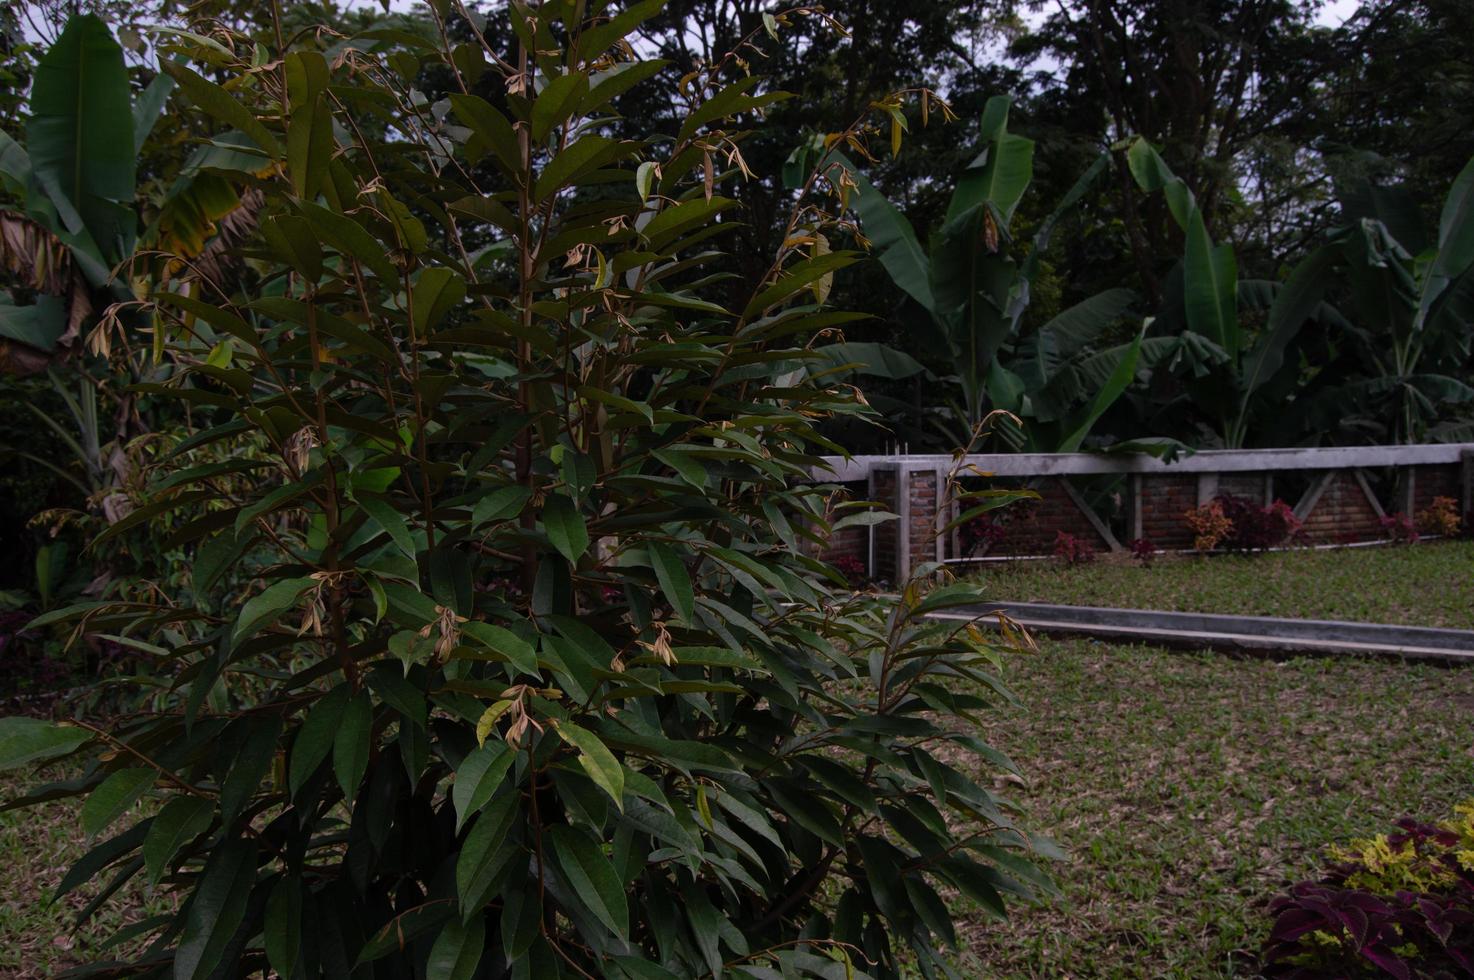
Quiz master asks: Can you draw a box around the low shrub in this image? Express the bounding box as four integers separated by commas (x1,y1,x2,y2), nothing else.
829,554,867,587
1185,500,1233,553
960,512,1009,558
1128,537,1158,567
1054,531,1096,565
1380,512,1420,544
1217,495,1306,552
1415,496,1462,538
0,10,1053,978
1262,800,1474,978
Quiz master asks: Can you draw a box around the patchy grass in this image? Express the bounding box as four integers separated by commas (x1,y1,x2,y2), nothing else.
956,639,1474,977
0,769,174,977
970,540,1474,629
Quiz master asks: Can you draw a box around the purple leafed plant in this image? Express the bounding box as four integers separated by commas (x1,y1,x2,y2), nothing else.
1262,807,1474,978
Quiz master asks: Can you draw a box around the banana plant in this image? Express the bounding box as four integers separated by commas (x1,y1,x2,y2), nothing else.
1300,163,1474,443
0,14,258,374
820,96,1146,451
1125,138,1339,448
0,14,145,371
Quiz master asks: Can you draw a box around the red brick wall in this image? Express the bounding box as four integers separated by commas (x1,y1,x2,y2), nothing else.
993,479,1111,556
1218,473,1266,501
1299,470,1384,544
1412,464,1461,513
1139,475,1197,550
907,470,939,569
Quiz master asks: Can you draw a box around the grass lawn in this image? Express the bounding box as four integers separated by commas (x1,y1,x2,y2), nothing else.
956,639,1474,977
0,769,174,978
969,539,1474,629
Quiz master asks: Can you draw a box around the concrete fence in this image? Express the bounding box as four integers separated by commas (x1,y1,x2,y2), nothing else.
808,444,1474,582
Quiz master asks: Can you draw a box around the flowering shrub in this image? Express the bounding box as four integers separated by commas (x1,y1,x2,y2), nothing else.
1128,537,1158,567
1218,495,1306,552
1415,496,1462,538
1262,801,1474,978
1185,500,1233,553
1053,531,1096,565
1380,512,1420,544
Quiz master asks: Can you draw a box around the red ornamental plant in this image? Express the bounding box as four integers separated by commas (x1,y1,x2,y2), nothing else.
1216,494,1305,552
1381,512,1420,544
1128,537,1157,566
1053,531,1095,565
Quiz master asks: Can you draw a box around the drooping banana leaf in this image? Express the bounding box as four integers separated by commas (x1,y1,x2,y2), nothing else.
823,151,934,316
26,14,137,267
1055,327,1145,453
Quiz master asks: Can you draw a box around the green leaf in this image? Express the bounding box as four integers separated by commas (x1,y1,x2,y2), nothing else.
132,68,175,154
261,214,323,281
828,152,934,314
80,767,155,837
555,720,624,811
427,915,485,980
946,96,1034,228
543,494,589,564
174,837,258,980
455,791,520,917
143,796,214,884
453,740,514,832
359,496,417,559
1056,327,1144,453
162,60,281,158
288,685,348,798
297,201,399,282
333,689,372,799
287,97,332,200
461,621,539,678
28,14,136,259
1183,209,1238,357
411,267,466,337
264,876,303,978
530,71,589,144
232,577,315,645
0,717,90,770
500,886,541,960
549,825,628,938
449,94,520,175
471,486,532,527
647,543,693,624
534,134,627,202
474,700,514,747
811,341,926,380
0,294,69,351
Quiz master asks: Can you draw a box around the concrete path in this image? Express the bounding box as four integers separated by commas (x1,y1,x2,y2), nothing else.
940,601,1474,663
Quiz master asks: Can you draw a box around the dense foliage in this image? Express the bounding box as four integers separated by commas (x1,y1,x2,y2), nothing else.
0,5,1054,977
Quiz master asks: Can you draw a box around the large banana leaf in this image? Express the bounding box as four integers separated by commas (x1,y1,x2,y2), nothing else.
0,294,68,349
1415,156,1474,331
1239,246,1334,404
826,152,934,316
26,14,136,266
945,96,1034,228
1055,328,1145,453
1182,209,1239,358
